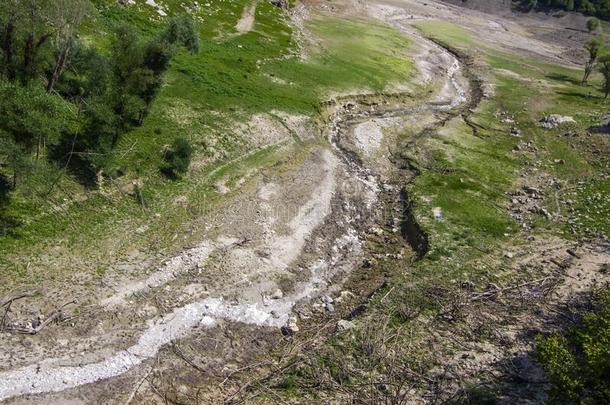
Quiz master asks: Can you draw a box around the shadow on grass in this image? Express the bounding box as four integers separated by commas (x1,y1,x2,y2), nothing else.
588,124,610,134
0,176,21,238
0,212,22,238
0,201,23,238
556,90,603,101
546,73,582,86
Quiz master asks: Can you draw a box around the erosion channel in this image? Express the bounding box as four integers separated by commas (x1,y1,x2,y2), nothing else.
0,11,478,403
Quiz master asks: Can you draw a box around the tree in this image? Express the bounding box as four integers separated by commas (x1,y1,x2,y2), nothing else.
598,53,610,98
46,0,94,93
582,36,604,85
0,0,54,84
20,0,53,84
0,80,74,186
587,17,601,33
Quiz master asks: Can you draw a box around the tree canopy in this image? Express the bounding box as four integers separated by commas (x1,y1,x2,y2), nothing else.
0,0,199,204
520,0,610,20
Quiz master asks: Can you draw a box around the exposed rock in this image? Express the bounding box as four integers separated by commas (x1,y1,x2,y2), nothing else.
269,0,288,9
213,181,230,194
321,295,334,304
281,316,299,335
270,289,283,300
537,207,552,219
540,114,576,129
523,186,542,196
337,320,355,330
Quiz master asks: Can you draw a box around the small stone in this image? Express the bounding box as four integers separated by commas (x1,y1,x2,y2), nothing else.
281,316,299,335
325,303,335,312
337,320,355,330
270,289,283,300
321,295,334,304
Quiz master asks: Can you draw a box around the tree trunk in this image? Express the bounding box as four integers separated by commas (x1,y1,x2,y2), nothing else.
582,64,592,85
23,34,34,83
23,33,51,83
47,44,70,93
2,21,15,79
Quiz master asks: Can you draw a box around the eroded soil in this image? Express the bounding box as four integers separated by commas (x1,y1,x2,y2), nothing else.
1,0,608,404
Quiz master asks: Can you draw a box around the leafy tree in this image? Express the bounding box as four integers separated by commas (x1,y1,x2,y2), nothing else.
161,137,192,178
0,80,74,186
583,36,604,84
16,0,53,84
161,15,200,54
520,0,610,20
598,53,610,97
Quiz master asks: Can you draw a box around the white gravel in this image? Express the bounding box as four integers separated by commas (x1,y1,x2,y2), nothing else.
354,121,383,154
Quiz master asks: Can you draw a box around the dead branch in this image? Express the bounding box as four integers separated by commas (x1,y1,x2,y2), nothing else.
0,289,40,307
124,366,154,405
470,277,550,302
171,344,207,374
8,300,76,335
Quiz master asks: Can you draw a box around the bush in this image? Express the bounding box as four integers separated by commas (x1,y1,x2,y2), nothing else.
536,289,610,403
161,137,192,179
587,17,601,32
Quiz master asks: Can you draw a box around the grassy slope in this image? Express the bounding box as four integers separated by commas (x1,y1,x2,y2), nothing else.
0,1,413,290
266,19,610,402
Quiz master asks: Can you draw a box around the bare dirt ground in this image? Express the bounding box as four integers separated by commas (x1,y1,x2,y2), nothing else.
0,0,608,403
235,1,258,34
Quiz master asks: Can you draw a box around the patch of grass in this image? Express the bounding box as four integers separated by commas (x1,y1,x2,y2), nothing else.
563,178,610,237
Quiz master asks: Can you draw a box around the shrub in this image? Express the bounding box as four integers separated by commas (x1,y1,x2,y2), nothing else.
161,137,192,179
587,17,601,32
536,289,610,403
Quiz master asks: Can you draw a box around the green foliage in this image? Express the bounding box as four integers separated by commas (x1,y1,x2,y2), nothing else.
582,36,604,84
597,52,610,97
46,15,200,186
519,0,610,20
537,290,610,403
161,137,192,178
0,80,75,186
587,17,601,32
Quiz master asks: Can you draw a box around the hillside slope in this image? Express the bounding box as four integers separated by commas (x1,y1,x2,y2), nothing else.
0,0,608,403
